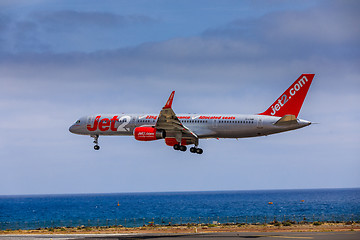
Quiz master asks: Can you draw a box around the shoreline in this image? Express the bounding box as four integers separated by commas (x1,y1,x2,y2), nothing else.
1,222,359,235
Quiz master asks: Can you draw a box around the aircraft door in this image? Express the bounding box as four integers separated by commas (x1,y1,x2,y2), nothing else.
87,116,93,125
213,119,218,128
129,116,136,128
257,117,263,129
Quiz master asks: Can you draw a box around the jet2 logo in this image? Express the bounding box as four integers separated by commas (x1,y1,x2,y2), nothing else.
87,115,131,132
270,76,309,116
270,94,288,115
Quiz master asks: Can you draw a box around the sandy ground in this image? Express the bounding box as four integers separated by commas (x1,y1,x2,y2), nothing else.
1,223,359,235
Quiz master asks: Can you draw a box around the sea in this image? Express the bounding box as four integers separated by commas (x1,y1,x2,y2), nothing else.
0,188,359,230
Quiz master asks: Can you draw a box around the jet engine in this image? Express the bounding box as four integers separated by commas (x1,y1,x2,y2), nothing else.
133,127,166,141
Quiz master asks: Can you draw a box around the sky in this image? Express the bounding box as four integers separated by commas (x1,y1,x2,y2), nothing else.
0,0,359,195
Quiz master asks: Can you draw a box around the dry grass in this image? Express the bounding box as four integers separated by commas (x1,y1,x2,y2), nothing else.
1,223,359,235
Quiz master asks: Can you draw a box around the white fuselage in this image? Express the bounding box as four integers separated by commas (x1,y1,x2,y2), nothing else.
69,74,315,153
69,113,311,139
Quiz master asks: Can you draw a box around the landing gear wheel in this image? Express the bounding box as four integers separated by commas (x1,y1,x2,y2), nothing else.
190,147,196,153
196,148,203,154
173,144,180,150
91,135,100,150
179,145,187,152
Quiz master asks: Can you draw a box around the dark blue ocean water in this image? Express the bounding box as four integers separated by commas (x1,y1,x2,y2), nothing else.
0,189,359,230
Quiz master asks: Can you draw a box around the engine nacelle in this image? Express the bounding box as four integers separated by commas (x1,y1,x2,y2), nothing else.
133,127,166,141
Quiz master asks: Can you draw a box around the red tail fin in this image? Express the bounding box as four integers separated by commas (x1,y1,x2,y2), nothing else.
259,74,314,117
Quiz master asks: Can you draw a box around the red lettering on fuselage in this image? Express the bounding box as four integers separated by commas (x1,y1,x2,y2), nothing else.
110,116,118,131
87,116,101,131
98,118,110,131
199,116,221,119
222,116,235,120
87,115,119,132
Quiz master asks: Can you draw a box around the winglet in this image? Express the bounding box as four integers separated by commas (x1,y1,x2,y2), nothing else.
163,91,175,109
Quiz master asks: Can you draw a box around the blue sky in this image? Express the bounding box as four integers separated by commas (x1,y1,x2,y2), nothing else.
0,0,359,195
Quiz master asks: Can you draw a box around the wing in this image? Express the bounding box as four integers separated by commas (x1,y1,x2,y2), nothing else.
155,91,199,146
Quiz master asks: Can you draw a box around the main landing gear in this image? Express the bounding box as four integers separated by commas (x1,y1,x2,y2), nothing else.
92,135,100,150
190,147,203,154
173,144,186,152
173,144,203,154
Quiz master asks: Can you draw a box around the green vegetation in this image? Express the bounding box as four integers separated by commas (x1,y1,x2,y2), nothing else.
206,224,217,227
282,221,292,226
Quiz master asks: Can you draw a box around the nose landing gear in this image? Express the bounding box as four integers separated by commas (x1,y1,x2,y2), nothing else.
91,135,100,150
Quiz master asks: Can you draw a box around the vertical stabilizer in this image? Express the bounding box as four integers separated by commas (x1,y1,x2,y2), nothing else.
259,74,314,117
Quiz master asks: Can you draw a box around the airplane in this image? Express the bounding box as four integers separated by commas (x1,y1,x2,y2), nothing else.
69,74,315,154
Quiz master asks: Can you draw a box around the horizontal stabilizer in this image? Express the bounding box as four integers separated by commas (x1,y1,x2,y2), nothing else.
274,115,298,126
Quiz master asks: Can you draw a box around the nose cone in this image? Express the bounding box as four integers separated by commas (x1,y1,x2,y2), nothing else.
69,125,77,133
69,124,84,134
69,124,77,133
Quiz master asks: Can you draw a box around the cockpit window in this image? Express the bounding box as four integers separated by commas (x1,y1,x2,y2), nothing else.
76,120,80,124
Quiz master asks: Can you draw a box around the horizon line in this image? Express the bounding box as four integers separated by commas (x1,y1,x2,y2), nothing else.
1,187,359,198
